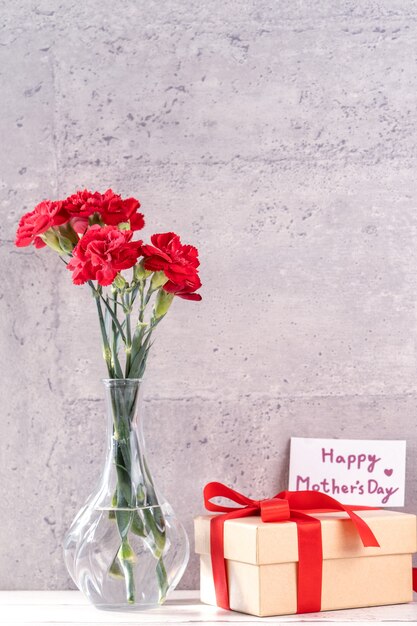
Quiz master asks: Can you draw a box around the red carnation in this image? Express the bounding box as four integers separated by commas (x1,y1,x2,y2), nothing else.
67,225,142,286
61,190,99,234
163,275,202,301
62,188,145,232
15,200,68,247
96,189,144,231
142,232,200,283
62,189,101,217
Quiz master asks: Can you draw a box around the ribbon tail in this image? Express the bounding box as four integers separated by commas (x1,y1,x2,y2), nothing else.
280,491,380,548
345,510,380,547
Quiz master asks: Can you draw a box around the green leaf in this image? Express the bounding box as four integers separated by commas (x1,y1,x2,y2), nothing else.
131,511,146,537
115,509,133,539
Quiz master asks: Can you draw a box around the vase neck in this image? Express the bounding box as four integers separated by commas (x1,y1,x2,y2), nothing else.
99,379,158,509
103,378,145,445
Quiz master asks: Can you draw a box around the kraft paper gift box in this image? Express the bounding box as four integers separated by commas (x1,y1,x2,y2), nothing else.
194,509,417,617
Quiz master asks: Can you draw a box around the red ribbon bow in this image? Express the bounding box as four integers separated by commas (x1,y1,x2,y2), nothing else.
204,482,380,614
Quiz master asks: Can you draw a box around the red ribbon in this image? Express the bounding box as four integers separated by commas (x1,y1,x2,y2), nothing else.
204,482,380,614
413,569,417,593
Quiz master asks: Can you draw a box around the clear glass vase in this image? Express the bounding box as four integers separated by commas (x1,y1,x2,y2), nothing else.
63,379,189,611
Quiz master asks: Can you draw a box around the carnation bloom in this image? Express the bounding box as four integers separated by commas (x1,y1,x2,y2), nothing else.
62,189,101,217
141,232,200,285
98,189,144,230
163,274,202,301
67,225,142,286
63,188,145,232
15,200,68,247
60,190,99,235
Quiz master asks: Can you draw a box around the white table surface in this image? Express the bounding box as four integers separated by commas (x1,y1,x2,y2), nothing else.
1,590,417,626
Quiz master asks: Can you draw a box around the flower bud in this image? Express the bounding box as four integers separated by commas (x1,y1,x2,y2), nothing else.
113,273,127,290
151,270,168,290
133,261,152,281
154,289,174,318
58,223,78,244
57,234,74,255
41,230,63,253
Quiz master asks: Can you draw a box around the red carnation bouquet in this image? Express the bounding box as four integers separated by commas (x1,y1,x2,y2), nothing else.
16,188,201,379
15,190,201,608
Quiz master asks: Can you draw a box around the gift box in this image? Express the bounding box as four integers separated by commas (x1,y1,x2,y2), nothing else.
195,485,417,617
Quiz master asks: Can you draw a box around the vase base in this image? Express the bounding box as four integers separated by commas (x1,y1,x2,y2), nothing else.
94,601,165,612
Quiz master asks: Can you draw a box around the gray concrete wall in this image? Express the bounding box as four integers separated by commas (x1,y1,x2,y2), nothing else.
1,0,417,590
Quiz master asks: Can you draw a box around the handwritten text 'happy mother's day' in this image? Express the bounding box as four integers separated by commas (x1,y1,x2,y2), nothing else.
294,448,398,504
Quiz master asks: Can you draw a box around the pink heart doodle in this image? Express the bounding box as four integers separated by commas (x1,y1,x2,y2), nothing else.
384,468,393,477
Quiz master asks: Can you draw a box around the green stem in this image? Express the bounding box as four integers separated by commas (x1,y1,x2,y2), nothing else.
112,292,119,360
144,283,154,307
93,278,169,603
137,279,146,335
156,557,169,602
100,293,126,343
108,294,123,378
124,292,132,377
109,389,137,604
89,282,114,377
117,539,136,604
126,279,146,379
